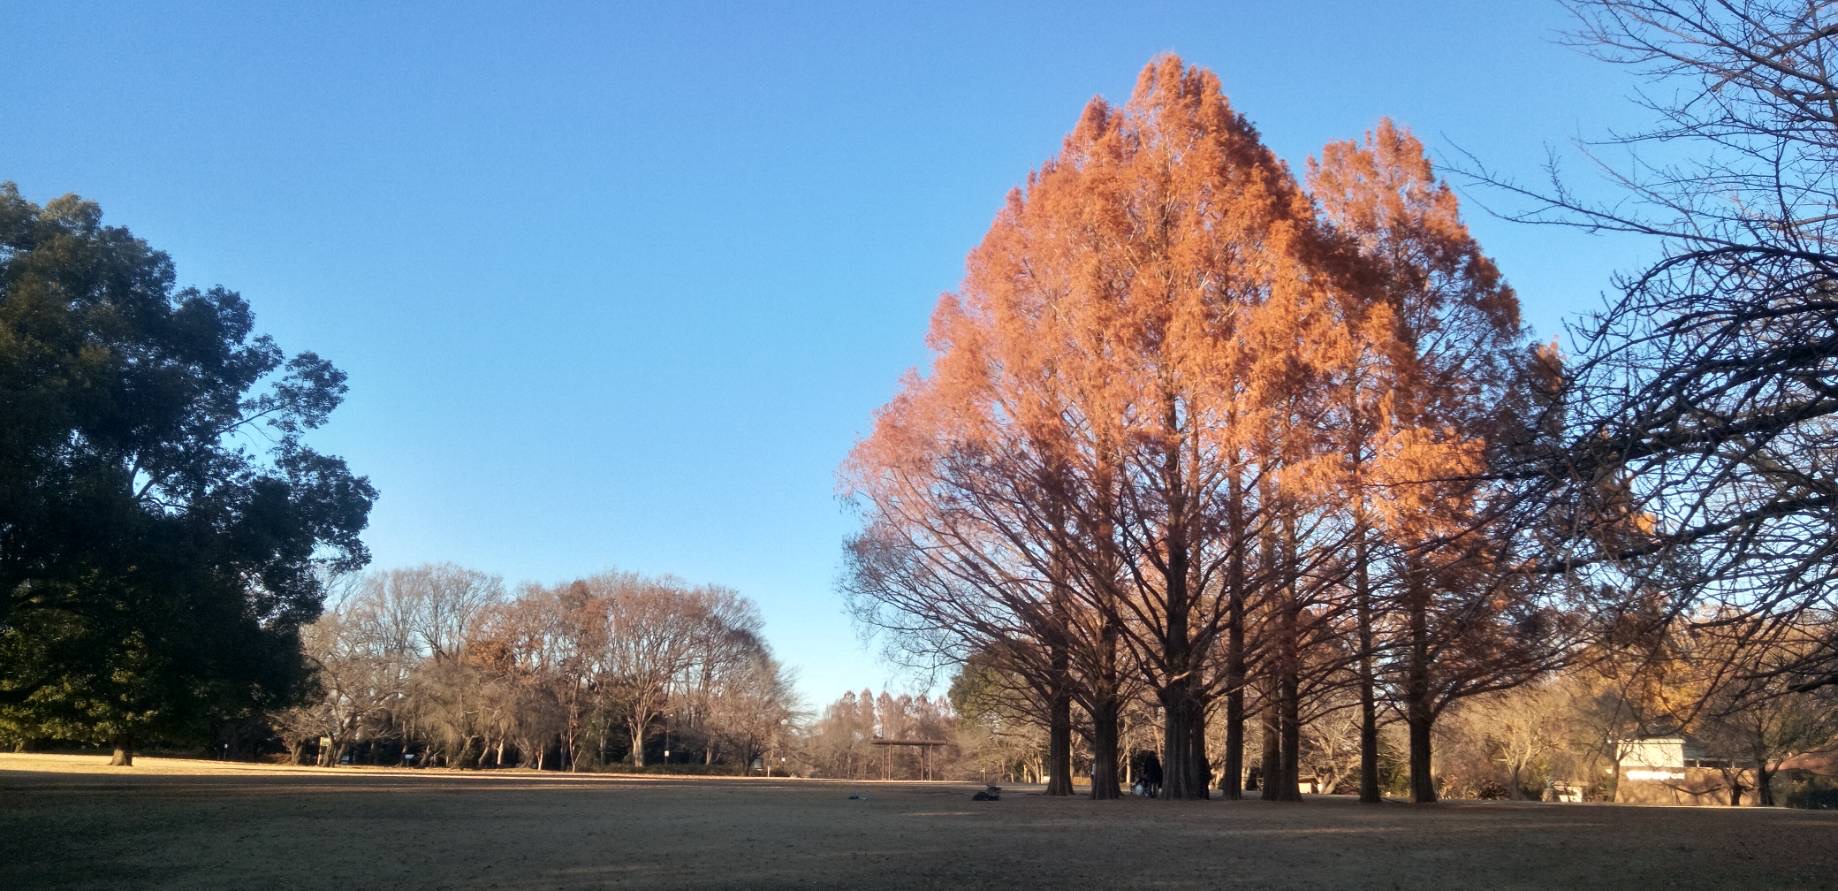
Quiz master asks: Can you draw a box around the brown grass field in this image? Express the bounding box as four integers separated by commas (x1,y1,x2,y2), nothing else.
2,753,1835,889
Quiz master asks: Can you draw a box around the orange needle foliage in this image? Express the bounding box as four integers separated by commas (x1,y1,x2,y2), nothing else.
846,58,1555,804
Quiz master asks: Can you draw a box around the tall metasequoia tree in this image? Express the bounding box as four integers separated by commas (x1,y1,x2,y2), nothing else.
1309,121,1554,802
846,56,1326,801
846,59,1564,806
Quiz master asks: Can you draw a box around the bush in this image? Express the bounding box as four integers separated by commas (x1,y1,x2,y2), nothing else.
1778,774,1838,810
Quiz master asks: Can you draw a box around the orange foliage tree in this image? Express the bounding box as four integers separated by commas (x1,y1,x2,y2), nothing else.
846,57,1563,805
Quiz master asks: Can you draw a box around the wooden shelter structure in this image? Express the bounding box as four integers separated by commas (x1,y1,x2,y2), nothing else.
870,738,949,781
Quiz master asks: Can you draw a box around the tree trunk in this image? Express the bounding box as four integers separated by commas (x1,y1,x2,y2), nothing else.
1354,523,1381,804
1161,687,1208,800
1756,761,1774,807
1348,392,1382,804
1222,467,1247,800
1189,695,1210,793
1276,513,1302,802
1279,666,1302,801
1259,676,1283,801
1046,679,1074,796
108,732,134,767
1044,498,1076,798
1406,699,1436,804
630,723,647,769
1089,700,1122,800
1406,566,1437,804
1157,407,1206,801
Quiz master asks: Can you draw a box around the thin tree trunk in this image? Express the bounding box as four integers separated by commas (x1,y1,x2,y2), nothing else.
1259,678,1281,800
1354,522,1381,804
1222,467,1247,800
1348,382,1383,804
1279,664,1302,800
1188,696,1210,795
1044,488,1076,798
1756,761,1774,807
1276,510,1302,802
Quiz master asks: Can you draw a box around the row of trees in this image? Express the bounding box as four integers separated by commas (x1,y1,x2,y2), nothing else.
845,0,1838,806
826,628,1836,807
843,54,1572,803
273,564,798,773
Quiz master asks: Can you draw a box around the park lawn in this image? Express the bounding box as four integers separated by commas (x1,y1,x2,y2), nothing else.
1,753,1833,889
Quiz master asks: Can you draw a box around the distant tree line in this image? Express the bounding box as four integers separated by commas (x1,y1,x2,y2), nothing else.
801,688,956,780
0,178,803,772
275,564,798,772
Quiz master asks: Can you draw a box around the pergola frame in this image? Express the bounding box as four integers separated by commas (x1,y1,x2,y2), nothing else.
869,738,949,781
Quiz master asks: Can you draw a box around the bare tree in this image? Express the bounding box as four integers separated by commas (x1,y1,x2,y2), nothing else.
1468,1,1838,694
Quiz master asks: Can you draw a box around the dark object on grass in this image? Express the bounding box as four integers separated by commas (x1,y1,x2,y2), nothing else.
848,793,868,800
1129,751,1164,798
972,785,1002,801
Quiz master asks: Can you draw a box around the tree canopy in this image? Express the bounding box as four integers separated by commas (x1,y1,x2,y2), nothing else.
0,182,376,761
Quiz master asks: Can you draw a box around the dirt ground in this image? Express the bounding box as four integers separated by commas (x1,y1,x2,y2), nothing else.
2,754,1835,889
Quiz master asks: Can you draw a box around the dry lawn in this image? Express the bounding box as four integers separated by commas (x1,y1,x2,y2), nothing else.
2,753,1835,889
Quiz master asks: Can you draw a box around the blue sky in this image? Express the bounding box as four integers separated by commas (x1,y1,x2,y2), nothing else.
3,1,1652,708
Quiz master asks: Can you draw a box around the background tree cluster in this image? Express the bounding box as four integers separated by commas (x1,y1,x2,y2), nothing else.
274,564,799,772
1433,620,1838,806
801,688,957,780
842,55,1573,804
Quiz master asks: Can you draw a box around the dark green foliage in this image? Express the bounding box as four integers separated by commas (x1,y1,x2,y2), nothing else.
0,181,374,752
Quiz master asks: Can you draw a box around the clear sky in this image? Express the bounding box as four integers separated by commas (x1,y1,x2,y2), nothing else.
3,1,1653,709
